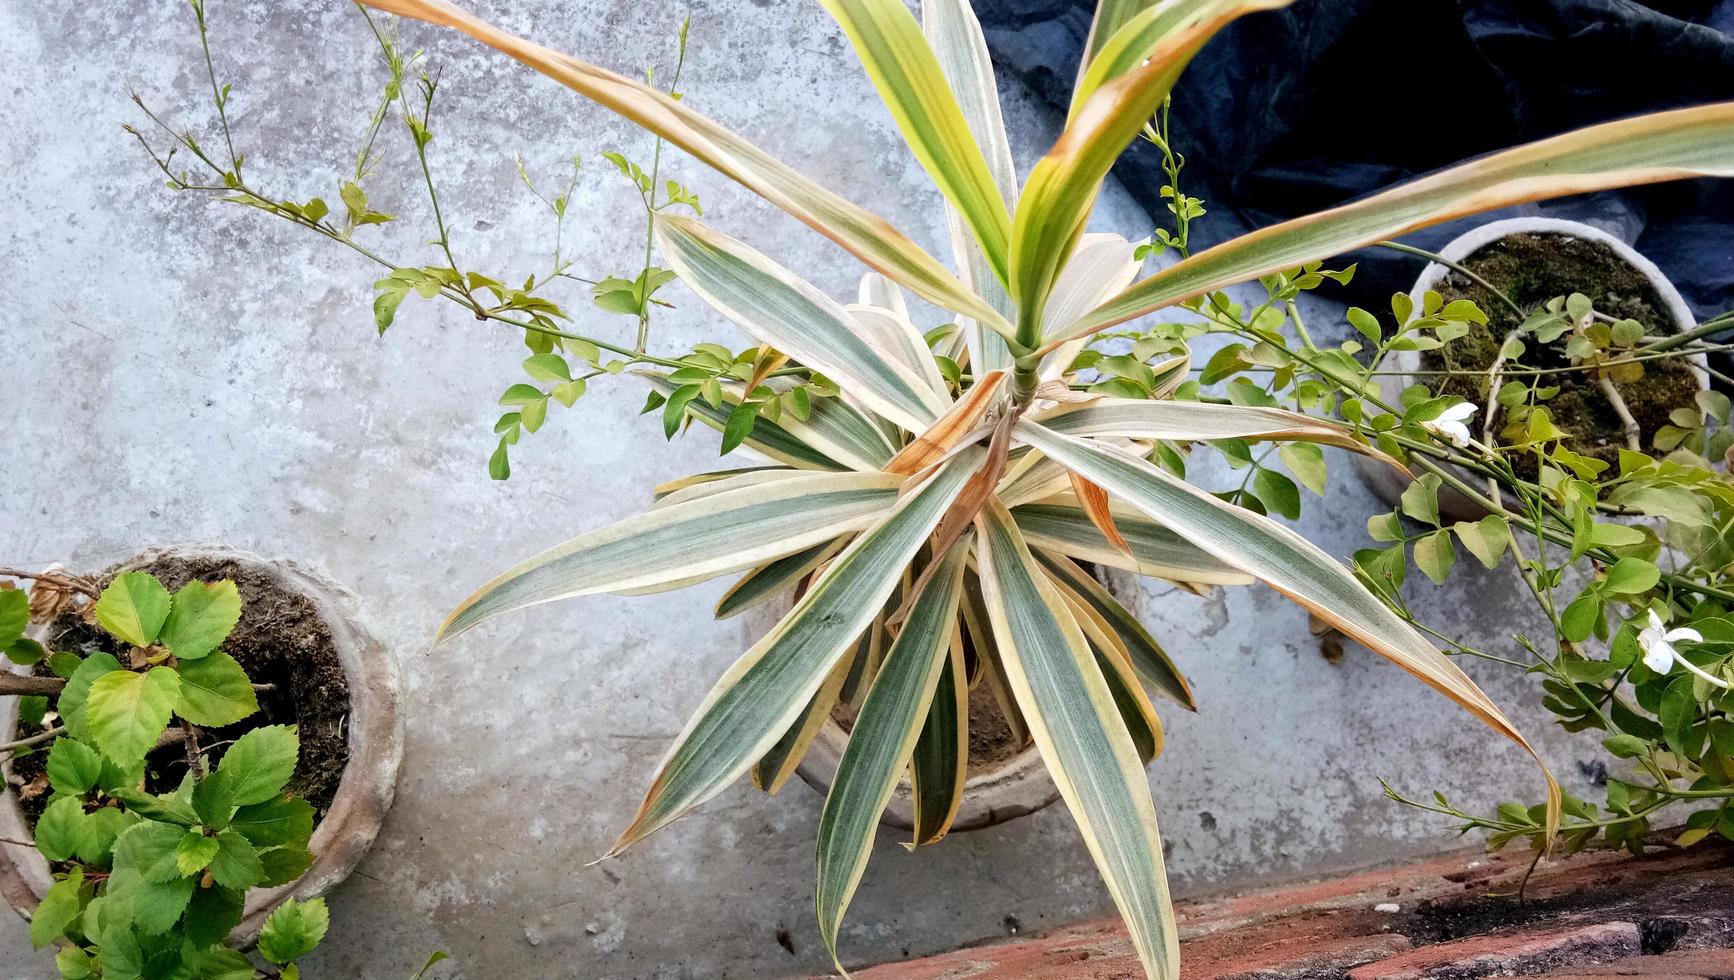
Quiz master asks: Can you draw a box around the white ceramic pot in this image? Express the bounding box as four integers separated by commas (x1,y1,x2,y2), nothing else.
1358,217,1707,521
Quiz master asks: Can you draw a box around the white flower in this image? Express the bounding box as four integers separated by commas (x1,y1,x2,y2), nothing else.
1421,402,1477,449
1637,610,1727,688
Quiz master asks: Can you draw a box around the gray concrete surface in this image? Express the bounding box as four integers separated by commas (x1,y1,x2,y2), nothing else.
1,2,1608,977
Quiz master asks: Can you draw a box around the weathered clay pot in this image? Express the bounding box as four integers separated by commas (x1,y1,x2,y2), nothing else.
1358,217,1707,522
0,545,404,945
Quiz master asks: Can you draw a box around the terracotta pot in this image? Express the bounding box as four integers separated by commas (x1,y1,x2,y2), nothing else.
1357,217,1708,522
0,545,404,945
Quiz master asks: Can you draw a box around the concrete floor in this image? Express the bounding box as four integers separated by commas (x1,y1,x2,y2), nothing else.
1,1,1609,977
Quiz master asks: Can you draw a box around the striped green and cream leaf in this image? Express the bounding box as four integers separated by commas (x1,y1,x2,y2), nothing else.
908,630,968,846
1011,0,1289,339
440,471,904,638
976,501,1178,980
354,0,1010,332
815,534,971,969
752,655,853,795
716,538,849,620
656,216,943,433
920,0,1019,376
1034,550,1195,710
1054,101,1734,347
1016,421,1562,835
604,448,983,854
1034,397,1393,460
1011,502,1252,585
821,0,1012,286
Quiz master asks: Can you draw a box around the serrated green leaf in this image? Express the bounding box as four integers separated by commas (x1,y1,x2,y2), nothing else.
157,581,241,661
175,832,220,876
218,725,299,806
230,795,315,848
47,737,103,797
58,653,121,742
75,807,135,865
259,897,331,965
94,573,171,648
257,845,315,887
111,821,186,882
86,667,181,765
182,884,245,947
174,651,259,727
35,796,87,863
0,589,27,648
193,769,236,830
207,828,266,889
29,868,84,948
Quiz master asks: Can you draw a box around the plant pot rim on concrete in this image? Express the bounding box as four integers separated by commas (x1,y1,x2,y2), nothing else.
0,544,405,946
1359,216,1707,521
783,565,1148,833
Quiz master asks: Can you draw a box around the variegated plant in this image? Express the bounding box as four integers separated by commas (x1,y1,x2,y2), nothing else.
361,0,1734,975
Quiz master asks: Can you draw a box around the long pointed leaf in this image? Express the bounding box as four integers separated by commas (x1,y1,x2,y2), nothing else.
1035,397,1398,463
654,466,795,501
356,0,1010,332
1039,233,1145,382
962,571,1030,747
976,501,1178,980
1054,101,1734,348
752,654,853,795
1010,0,1288,340
1016,421,1561,836
847,304,953,407
654,468,810,509
821,0,1012,285
1035,550,1195,710
441,471,901,637
716,538,849,620
605,448,983,854
1074,0,1158,94
909,628,969,846
921,0,1019,377
816,535,971,968
656,216,942,432
1011,502,1252,585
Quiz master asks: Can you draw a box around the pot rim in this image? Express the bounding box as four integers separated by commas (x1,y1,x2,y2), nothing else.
0,545,404,946
1384,217,1701,378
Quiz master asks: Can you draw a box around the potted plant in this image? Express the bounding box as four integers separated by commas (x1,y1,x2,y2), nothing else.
131,0,1734,975
1360,217,1713,520
0,548,403,974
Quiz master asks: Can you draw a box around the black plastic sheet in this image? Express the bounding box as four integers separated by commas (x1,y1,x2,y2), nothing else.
977,0,1734,321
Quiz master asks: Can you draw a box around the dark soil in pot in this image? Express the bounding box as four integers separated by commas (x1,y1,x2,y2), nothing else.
1421,232,1700,475
8,554,351,831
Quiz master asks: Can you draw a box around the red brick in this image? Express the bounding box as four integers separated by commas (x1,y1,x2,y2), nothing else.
1347,922,1641,980
1534,947,1734,978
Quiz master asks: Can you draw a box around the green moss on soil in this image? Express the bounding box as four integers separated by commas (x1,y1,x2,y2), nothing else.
1419,232,1700,473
